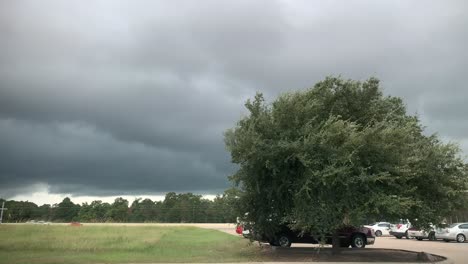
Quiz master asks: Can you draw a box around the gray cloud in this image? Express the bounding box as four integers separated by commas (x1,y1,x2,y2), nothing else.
1,0,467,198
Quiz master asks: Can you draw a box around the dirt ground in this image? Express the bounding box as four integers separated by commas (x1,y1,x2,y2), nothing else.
258,247,444,263
367,236,465,264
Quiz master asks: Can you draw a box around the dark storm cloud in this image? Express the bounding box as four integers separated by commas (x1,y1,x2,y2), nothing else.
0,119,229,197
1,0,467,197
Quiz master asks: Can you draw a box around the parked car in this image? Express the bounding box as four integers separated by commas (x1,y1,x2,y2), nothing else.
364,222,393,237
389,219,411,239
235,222,253,238
435,223,468,243
252,224,375,248
408,226,436,241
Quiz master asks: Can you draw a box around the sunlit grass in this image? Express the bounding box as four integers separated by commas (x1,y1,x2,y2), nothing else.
0,225,261,264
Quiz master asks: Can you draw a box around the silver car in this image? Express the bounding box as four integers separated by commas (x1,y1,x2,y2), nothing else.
435,223,468,243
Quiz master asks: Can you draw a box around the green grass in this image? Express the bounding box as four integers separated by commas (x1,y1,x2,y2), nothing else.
0,225,262,264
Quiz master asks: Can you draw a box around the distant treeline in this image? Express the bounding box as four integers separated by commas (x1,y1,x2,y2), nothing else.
2,190,467,224
0,190,241,223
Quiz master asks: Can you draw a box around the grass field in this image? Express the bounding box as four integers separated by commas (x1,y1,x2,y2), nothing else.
0,225,261,264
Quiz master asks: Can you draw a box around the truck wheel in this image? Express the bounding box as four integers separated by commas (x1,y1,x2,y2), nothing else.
277,234,292,247
351,234,366,248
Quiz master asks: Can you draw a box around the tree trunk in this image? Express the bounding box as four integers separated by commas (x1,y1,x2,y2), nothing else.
343,212,350,225
332,212,350,254
331,232,341,254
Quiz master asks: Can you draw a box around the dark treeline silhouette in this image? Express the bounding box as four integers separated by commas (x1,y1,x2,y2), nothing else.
0,189,241,223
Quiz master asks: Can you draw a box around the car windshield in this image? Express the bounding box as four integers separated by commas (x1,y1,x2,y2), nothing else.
368,223,377,226
448,223,459,228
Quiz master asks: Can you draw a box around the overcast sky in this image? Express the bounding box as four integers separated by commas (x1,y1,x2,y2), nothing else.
1,0,467,205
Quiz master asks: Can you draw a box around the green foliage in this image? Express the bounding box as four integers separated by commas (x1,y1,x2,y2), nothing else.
1,200,41,222
53,197,80,222
106,197,129,222
0,191,242,223
129,198,158,222
162,192,215,223
211,187,243,223
79,200,111,222
225,76,468,237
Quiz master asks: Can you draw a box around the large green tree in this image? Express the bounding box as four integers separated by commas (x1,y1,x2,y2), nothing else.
129,198,158,222
225,77,468,244
78,200,111,222
106,197,129,222
211,187,243,223
53,197,80,222
1,200,40,222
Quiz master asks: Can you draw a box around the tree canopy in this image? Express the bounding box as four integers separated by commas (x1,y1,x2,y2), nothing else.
0,191,240,223
225,76,468,238
53,197,80,222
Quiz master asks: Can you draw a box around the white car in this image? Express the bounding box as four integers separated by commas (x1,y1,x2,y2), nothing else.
435,223,468,243
407,226,436,240
389,220,411,239
364,222,393,237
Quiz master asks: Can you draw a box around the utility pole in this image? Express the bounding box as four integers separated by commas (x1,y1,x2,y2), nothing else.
0,202,7,224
